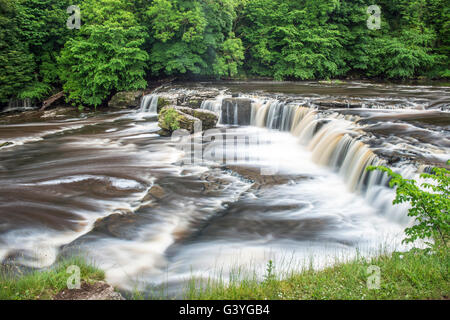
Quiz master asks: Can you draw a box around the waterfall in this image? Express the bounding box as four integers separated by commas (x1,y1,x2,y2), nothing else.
223,101,240,125
254,101,298,131
252,100,271,127
3,98,34,113
139,94,159,114
250,98,384,192
246,98,412,224
201,98,224,124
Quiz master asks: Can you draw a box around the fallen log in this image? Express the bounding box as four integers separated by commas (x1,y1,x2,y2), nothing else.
41,91,65,111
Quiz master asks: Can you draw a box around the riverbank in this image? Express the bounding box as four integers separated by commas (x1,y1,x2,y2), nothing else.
0,257,110,300
183,248,448,300
2,248,447,300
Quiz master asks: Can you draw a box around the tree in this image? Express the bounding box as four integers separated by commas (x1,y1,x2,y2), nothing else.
363,0,442,79
2,0,450,105
368,164,449,247
15,0,72,100
236,0,347,80
0,0,35,104
213,33,244,77
145,0,239,77
58,0,148,107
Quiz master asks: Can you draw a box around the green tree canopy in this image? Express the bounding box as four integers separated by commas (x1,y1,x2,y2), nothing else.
58,0,148,107
0,0,35,103
1,0,449,108
15,0,72,100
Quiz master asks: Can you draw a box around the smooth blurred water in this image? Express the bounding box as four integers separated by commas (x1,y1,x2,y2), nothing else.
0,81,448,296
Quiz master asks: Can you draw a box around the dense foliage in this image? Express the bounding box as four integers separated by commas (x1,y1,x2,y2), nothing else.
0,0,35,103
58,0,148,106
0,0,449,106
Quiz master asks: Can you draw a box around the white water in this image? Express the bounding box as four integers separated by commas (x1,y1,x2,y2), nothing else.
139,94,159,114
201,99,223,123
249,98,416,226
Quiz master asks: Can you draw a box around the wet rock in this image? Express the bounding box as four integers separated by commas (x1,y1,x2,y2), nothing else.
225,165,312,190
318,80,345,85
315,99,363,109
200,171,234,195
0,107,79,124
158,106,218,134
159,106,199,134
41,107,79,119
157,129,172,137
155,89,221,110
175,90,223,109
53,281,125,300
143,185,166,201
176,107,218,130
156,97,171,113
0,142,13,148
93,209,136,238
185,98,203,109
108,91,143,109
221,98,253,125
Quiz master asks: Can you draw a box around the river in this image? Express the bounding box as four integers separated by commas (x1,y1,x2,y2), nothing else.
0,81,449,296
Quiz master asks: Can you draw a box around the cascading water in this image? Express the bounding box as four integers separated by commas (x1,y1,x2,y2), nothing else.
247,98,413,225
3,98,34,113
139,94,159,114
201,98,223,123
224,102,239,125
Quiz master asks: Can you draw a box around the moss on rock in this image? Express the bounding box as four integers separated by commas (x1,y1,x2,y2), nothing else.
160,108,182,131
157,98,171,113
158,106,218,134
108,91,143,109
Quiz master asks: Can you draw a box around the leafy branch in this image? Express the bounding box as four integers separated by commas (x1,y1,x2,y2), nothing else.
368,162,449,248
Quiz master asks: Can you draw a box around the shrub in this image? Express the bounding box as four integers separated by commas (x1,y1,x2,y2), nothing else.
368,163,449,247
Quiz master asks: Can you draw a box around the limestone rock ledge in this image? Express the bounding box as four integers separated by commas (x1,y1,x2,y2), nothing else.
158,106,218,135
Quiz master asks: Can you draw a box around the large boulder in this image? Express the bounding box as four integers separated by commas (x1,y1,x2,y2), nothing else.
156,97,171,113
176,89,223,109
108,91,143,109
175,106,219,130
154,88,222,111
158,106,218,135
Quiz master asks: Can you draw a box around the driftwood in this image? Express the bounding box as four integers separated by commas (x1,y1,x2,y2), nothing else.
41,91,65,111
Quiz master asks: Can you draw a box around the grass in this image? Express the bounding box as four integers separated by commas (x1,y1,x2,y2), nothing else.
184,248,449,300
1,248,447,300
0,256,105,300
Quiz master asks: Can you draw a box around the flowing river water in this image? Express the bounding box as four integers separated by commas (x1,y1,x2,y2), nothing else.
0,81,449,296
